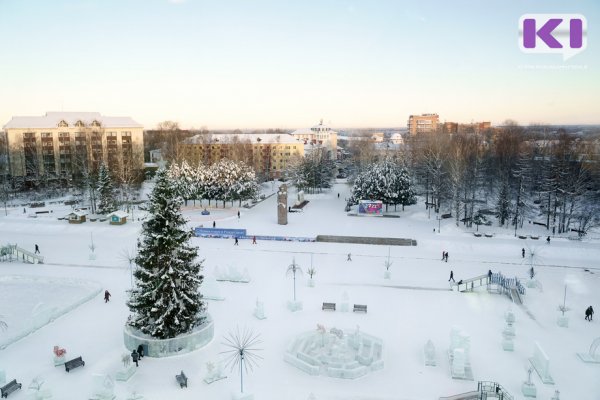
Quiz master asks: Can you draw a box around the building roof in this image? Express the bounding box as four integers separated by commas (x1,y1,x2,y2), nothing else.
184,133,301,145
67,211,87,217
108,211,129,218
3,112,143,129
291,120,337,136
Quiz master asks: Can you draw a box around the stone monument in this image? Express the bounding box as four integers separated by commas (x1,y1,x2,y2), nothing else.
277,184,288,225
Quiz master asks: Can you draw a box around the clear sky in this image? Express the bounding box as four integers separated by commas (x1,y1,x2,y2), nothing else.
1,0,598,129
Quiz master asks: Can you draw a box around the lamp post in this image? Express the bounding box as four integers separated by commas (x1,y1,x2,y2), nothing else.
437,215,441,233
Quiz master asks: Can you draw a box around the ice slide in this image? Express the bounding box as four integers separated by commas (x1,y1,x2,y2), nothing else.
438,391,480,400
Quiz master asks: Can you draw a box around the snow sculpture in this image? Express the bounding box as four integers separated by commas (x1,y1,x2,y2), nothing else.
284,325,383,379
126,392,144,400
89,373,116,400
502,308,516,351
116,352,137,382
576,337,600,363
340,291,349,313
216,265,251,283
253,299,266,320
203,361,227,384
27,376,52,399
550,390,560,400
448,327,473,380
521,367,537,398
52,345,67,366
203,277,225,301
424,340,436,366
0,369,5,386
528,341,554,384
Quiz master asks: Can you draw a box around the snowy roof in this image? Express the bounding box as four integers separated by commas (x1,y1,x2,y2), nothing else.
184,133,300,145
291,120,337,136
107,211,129,218
67,211,87,217
3,112,143,129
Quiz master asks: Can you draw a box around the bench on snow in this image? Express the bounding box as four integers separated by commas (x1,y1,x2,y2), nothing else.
353,304,367,313
65,356,85,372
1,379,22,398
176,371,188,388
322,302,336,311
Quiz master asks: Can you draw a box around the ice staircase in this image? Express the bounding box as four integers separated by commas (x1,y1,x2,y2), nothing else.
454,274,490,292
439,381,513,400
0,244,44,264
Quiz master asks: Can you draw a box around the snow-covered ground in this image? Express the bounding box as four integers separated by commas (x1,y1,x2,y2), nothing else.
1,181,599,400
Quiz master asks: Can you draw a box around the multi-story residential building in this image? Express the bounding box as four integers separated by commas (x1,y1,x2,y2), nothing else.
290,120,338,160
180,132,304,179
407,113,439,134
2,112,144,184
443,121,491,134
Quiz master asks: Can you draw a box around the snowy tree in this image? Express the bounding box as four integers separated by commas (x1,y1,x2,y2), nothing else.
127,168,205,339
96,163,119,215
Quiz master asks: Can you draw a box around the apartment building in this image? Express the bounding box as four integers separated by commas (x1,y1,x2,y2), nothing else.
180,132,304,179
2,112,144,183
407,113,439,134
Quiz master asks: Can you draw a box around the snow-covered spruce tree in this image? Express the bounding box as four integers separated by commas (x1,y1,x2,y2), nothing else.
127,168,205,339
97,163,119,215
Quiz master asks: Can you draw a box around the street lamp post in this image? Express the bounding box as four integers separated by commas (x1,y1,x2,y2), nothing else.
437,216,441,233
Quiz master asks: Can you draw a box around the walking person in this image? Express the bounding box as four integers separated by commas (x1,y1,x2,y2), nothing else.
585,307,591,321
441,251,445,261
213,221,216,228
234,237,239,246
137,344,144,359
488,269,492,281
35,244,40,254
448,270,455,282
337,193,340,198
445,252,449,262
522,248,525,258
237,210,240,219
587,306,594,321
252,236,257,245
546,236,551,244
347,253,352,261
131,349,139,367
104,290,111,303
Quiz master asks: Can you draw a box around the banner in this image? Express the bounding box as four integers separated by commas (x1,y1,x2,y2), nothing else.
358,200,383,216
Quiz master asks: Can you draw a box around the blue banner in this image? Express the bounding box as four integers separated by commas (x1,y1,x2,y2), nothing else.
194,227,247,237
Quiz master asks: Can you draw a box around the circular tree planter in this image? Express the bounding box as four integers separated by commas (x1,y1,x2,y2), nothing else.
124,314,214,358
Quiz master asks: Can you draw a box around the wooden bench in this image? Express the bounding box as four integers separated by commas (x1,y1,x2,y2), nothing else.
176,371,188,388
65,356,85,372
1,379,22,398
322,302,336,311
353,304,367,313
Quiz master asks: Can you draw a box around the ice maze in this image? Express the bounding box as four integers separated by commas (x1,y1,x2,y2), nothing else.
284,326,384,379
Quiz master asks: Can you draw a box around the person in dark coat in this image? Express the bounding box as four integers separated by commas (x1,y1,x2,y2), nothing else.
237,210,240,219
234,237,239,245
35,244,40,254
449,270,455,282
212,221,216,228
445,252,449,262
252,236,257,244
522,248,525,258
586,306,594,321
131,349,139,367
546,236,551,244
488,269,492,281
347,253,352,261
104,290,111,303
137,344,144,359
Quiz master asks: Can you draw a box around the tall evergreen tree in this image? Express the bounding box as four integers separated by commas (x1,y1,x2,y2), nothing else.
127,168,205,339
97,163,118,215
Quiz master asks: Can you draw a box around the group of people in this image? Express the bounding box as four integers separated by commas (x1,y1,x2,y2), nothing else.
585,306,594,321
441,251,449,262
131,344,144,367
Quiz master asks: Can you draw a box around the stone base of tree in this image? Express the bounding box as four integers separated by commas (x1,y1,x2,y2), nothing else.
116,365,137,382
557,315,569,327
123,314,213,358
287,301,303,312
307,279,315,287
384,271,391,279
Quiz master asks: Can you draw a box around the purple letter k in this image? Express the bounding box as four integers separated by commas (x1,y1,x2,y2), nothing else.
523,18,563,48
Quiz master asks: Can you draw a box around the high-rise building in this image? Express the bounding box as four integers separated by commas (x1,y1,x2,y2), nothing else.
2,112,144,183
408,114,439,134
